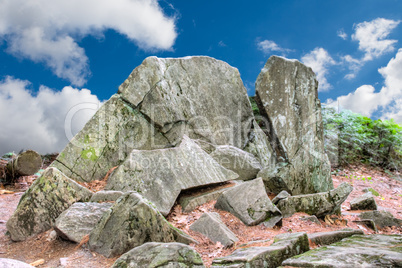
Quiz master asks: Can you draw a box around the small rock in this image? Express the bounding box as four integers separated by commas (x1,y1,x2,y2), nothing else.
89,190,124,202
300,215,321,225
362,187,379,196
190,212,238,247
353,219,378,232
359,210,402,228
271,190,291,205
350,192,377,210
59,257,69,267
111,242,204,268
46,230,58,241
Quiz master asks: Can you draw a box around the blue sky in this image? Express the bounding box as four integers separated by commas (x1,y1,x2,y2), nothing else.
0,0,401,154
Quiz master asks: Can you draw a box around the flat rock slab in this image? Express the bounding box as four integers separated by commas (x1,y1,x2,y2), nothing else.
308,228,364,246
190,212,238,247
215,178,282,226
54,202,113,243
277,182,353,218
359,210,402,228
271,190,291,205
106,135,238,216
89,190,124,202
6,167,93,241
111,242,205,268
0,258,35,268
211,232,309,268
210,145,262,180
88,192,195,258
283,234,402,267
350,192,378,210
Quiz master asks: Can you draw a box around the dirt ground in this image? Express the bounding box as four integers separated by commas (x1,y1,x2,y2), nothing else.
0,164,401,267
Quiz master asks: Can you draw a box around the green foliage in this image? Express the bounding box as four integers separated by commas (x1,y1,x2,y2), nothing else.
249,96,260,117
322,106,402,169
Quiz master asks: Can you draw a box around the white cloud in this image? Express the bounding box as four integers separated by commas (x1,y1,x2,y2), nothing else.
301,48,336,91
257,40,292,55
0,76,101,155
352,18,400,61
326,48,402,123
337,29,348,40
342,55,363,80
0,0,177,86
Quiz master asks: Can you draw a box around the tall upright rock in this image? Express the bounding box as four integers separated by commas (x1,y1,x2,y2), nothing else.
256,56,333,194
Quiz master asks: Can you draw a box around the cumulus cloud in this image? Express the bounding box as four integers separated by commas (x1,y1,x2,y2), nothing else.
301,48,336,91
352,18,400,61
257,40,292,55
337,29,348,40
0,0,177,86
0,77,101,155
326,49,402,123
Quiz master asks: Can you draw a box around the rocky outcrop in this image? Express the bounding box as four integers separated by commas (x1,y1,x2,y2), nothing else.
276,182,353,218
6,167,92,241
111,242,205,268
359,210,402,228
350,192,378,210
210,145,262,180
215,178,282,226
256,56,333,195
283,234,402,267
88,192,195,258
211,232,309,268
105,135,238,216
308,228,364,246
54,202,113,243
190,212,238,247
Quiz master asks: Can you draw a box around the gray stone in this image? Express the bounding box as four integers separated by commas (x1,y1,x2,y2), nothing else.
255,56,333,195
89,190,124,202
211,232,309,268
210,145,262,180
271,190,291,205
353,220,378,232
215,178,282,226
190,212,238,247
300,215,321,225
106,136,238,216
111,242,204,268
6,167,93,241
362,187,380,196
54,202,113,243
324,130,339,168
350,192,378,210
308,228,364,246
359,210,402,228
88,192,195,258
277,182,353,218
283,234,402,267
0,258,34,268
193,139,218,154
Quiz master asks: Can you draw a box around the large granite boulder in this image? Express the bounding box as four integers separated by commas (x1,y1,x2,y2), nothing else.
6,167,93,241
105,135,238,215
277,182,353,218
52,56,254,183
88,192,195,258
210,145,262,180
190,212,238,247
283,234,402,267
215,178,282,226
54,202,113,243
211,232,309,268
255,56,333,195
111,242,204,268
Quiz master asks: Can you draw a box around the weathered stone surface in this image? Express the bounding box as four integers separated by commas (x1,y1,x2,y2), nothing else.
211,232,309,268
283,234,402,267
350,192,378,210
215,178,282,226
308,228,364,246
54,202,113,243
359,210,402,228
106,135,238,216
6,167,92,241
256,56,333,195
51,94,170,182
210,145,262,180
111,242,204,268
0,258,34,268
120,56,254,148
89,190,124,202
190,212,238,247
271,190,291,205
300,215,321,225
244,121,276,169
88,192,195,258
277,182,353,218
